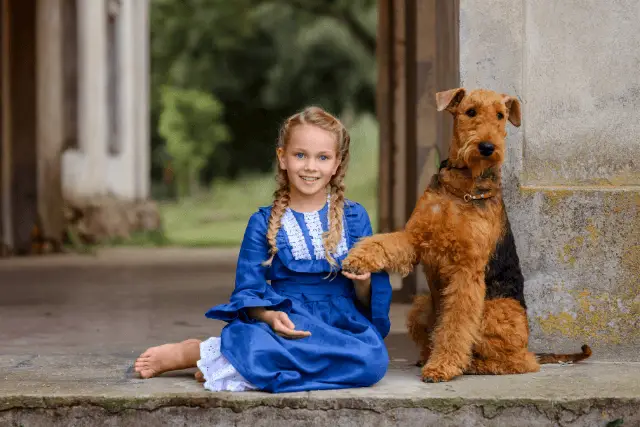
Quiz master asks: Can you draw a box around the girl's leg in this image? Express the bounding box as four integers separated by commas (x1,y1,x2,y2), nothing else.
134,338,202,379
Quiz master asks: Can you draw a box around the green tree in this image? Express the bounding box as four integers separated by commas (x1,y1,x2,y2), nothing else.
158,87,230,198
257,0,377,56
150,0,377,184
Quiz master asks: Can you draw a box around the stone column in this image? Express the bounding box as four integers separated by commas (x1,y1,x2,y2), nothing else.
133,0,150,200
106,0,136,199
460,0,640,353
36,0,65,243
74,0,108,197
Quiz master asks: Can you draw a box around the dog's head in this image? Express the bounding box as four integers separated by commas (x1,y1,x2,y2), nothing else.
436,88,521,177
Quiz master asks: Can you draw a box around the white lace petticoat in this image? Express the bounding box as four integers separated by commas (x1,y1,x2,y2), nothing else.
196,337,257,392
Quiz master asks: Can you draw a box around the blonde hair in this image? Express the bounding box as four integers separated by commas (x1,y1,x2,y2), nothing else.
262,106,351,271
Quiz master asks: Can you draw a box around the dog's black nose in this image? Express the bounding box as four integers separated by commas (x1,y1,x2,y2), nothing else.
478,142,495,157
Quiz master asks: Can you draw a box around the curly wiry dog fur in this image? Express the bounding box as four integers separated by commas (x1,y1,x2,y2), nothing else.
343,88,591,382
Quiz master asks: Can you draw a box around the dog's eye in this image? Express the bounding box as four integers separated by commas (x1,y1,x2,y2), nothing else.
465,109,476,118
497,112,504,120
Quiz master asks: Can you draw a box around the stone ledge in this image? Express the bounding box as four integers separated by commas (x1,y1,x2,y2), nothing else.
1,355,638,426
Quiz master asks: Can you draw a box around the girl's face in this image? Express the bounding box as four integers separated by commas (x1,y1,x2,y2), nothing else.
277,124,341,205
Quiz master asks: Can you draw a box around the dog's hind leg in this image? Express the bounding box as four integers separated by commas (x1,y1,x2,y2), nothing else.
342,231,417,277
465,298,540,375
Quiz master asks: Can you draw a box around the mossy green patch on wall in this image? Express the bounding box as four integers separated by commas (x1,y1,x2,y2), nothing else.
536,287,640,345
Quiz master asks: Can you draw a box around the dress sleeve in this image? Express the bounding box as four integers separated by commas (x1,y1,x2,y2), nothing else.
346,203,393,338
205,211,292,323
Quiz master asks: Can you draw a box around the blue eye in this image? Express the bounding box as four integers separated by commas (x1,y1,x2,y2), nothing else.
319,155,328,161
296,153,304,159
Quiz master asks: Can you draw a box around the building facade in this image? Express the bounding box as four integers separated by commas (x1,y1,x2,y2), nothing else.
1,0,150,254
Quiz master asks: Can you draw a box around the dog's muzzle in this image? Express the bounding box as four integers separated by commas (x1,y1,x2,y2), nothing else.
478,142,495,157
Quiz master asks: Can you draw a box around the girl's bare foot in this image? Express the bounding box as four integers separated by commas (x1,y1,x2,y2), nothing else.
195,369,205,382
134,339,201,379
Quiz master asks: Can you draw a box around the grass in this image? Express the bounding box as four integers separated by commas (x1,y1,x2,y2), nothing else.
142,113,379,248
159,175,275,247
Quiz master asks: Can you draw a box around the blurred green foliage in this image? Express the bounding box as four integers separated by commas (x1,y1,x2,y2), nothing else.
150,0,377,189
158,87,229,198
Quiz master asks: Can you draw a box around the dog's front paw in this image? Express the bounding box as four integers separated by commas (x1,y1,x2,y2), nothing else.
342,238,386,275
341,256,370,276
421,363,462,383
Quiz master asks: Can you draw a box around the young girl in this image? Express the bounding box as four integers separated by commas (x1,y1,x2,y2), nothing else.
134,106,392,393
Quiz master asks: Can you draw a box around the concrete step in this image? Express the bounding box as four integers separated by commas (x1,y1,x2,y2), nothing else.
1,355,638,427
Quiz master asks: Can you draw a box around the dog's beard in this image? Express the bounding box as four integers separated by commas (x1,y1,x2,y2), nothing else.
455,132,479,166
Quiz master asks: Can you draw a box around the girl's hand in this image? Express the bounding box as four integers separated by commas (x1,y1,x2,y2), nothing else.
262,310,311,339
342,271,371,282
343,270,372,308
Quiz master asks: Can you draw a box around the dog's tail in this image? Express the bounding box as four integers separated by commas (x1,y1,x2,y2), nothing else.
535,344,592,364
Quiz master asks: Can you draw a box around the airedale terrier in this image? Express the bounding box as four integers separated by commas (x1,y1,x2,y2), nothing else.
342,88,591,383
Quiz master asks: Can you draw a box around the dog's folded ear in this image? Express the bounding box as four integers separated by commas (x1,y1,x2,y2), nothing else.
436,88,466,113
502,95,522,127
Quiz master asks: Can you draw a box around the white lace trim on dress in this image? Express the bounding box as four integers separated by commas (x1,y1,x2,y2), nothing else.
197,337,257,392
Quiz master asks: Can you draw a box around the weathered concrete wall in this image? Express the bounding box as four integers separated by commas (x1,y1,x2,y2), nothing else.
460,0,640,353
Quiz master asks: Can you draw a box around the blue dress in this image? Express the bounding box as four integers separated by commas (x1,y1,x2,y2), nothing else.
201,200,392,393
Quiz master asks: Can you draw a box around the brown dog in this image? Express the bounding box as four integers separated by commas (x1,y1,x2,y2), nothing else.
342,88,591,382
